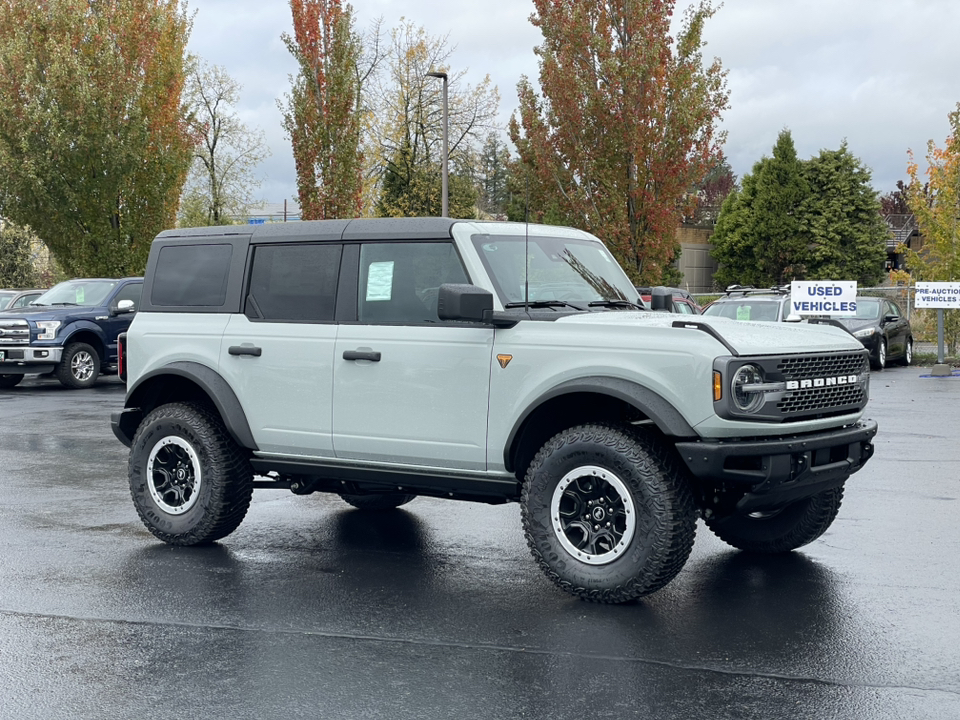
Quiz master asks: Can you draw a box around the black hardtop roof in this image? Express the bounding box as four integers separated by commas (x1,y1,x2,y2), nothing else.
155,217,459,243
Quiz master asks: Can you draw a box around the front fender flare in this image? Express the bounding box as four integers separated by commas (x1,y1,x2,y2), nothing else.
504,376,697,471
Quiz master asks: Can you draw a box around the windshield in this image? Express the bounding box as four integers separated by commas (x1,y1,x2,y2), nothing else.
702,298,784,322
470,234,637,306
34,280,118,307
849,297,882,320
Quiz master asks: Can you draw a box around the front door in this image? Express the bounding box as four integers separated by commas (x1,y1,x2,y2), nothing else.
332,241,494,471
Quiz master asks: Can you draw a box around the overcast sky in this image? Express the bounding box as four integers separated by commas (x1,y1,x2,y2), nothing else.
186,0,960,206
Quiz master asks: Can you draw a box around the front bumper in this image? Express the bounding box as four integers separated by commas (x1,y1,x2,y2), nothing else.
676,419,878,512
0,346,63,371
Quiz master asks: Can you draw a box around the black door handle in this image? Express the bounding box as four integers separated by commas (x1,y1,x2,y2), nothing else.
228,345,262,357
343,350,381,362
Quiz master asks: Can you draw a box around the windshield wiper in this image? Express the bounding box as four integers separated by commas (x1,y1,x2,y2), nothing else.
588,300,645,310
50,302,79,306
504,300,585,310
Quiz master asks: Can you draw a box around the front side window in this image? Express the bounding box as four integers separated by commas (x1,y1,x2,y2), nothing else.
34,280,119,307
358,242,469,323
246,243,342,323
470,234,635,306
113,283,143,311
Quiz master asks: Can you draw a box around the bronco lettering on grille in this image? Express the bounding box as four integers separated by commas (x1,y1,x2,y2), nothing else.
785,374,859,390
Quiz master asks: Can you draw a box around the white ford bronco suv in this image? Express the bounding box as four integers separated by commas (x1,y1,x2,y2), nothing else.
112,218,877,603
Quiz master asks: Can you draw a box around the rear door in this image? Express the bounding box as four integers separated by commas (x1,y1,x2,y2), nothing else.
332,241,494,471
219,242,342,457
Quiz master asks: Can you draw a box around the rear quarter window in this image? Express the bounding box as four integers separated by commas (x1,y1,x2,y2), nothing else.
151,244,232,307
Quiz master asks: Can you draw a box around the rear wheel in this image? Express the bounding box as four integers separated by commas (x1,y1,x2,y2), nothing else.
705,486,844,554
521,423,697,603
898,337,913,366
56,342,100,388
128,402,254,545
0,374,22,389
338,492,416,510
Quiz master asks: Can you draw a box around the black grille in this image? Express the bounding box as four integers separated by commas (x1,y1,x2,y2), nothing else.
775,353,868,419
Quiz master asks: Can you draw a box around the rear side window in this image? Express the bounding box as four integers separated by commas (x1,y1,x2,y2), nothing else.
152,244,232,307
245,243,342,322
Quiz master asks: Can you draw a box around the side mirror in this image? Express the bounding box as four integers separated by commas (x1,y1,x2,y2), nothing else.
438,284,494,322
650,286,674,312
785,313,802,322
883,314,897,323
113,299,136,315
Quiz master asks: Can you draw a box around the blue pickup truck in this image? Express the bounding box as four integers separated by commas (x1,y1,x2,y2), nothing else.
0,277,142,389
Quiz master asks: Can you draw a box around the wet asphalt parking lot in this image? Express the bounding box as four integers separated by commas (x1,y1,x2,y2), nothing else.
0,368,958,720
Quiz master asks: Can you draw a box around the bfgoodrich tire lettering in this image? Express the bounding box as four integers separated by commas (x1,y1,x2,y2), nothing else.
129,402,254,545
521,423,697,603
705,485,844,554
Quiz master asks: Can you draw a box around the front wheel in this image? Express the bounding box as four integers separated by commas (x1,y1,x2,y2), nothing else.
128,402,254,545
339,492,416,510
521,423,697,603
0,374,22,389
705,486,844,554
871,338,887,370
56,342,100,388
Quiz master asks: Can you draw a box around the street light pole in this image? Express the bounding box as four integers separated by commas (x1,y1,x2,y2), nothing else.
426,71,448,217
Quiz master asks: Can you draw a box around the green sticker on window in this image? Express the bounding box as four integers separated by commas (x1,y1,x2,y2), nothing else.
366,261,394,301
736,305,750,321
76,287,85,303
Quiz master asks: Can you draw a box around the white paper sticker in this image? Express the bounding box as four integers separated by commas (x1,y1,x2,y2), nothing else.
366,261,395,302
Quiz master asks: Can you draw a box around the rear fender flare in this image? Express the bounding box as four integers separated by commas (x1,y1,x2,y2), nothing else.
125,361,258,450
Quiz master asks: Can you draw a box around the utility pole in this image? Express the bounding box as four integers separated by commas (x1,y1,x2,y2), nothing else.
426,71,448,217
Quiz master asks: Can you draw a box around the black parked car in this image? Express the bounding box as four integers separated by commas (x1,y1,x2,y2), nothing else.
837,296,912,370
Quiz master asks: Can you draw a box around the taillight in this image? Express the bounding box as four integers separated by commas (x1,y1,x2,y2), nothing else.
118,332,127,382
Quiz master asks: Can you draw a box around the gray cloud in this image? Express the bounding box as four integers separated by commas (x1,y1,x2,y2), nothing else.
186,0,959,205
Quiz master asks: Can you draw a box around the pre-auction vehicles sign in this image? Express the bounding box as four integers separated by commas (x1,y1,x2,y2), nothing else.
789,280,857,316
914,282,960,308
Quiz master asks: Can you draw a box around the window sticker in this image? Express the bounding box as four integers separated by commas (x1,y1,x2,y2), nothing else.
736,305,750,321
76,287,85,303
366,261,395,301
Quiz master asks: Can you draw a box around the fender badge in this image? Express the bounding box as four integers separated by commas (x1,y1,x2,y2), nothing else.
497,354,513,369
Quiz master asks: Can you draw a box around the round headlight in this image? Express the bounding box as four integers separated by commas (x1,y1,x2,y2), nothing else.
731,364,764,413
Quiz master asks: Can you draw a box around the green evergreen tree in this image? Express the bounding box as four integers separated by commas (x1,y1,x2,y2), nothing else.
800,143,888,286
711,130,809,288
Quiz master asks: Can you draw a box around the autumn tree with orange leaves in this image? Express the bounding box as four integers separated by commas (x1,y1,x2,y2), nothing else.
281,0,364,220
0,0,194,276
904,103,960,352
510,0,728,284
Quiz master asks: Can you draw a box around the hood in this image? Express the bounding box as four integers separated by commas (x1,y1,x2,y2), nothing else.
555,311,864,356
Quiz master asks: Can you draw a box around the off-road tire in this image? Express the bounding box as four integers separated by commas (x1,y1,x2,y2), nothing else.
55,342,100,388
338,492,417,510
0,374,22,388
521,423,697,604
128,402,254,545
705,485,844,554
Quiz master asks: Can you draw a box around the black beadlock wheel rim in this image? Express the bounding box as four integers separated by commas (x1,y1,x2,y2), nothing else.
550,465,636,565
146,436,202,515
